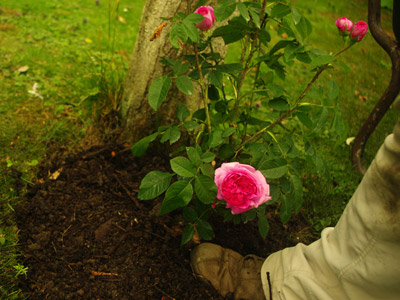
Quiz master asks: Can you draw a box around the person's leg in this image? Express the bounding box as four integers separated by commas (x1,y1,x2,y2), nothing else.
191,243,265,300
261,99,400,299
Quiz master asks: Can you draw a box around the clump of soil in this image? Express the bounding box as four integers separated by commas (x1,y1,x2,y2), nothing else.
16,145,314,299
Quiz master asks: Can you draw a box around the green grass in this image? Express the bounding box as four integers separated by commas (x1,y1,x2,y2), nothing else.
0,0,145,298
0,0,397,298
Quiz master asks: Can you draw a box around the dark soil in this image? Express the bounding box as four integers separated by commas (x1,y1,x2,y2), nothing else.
16,145,314,300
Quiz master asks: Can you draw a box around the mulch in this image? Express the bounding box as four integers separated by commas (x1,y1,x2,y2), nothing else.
15,144,314,300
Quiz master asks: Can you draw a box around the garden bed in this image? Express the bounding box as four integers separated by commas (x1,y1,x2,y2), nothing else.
16,145,313,299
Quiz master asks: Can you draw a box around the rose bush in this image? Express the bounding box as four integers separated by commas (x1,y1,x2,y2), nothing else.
134,2,369,245
215,163,271,214
335,17,353,35
194,6,215,31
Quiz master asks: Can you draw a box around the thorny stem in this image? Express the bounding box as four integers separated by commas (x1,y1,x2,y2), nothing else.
194,43,212,133
234,45,353,157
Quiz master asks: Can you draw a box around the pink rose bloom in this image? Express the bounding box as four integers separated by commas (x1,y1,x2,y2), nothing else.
214,162,272,214
335,17,353,34
351,21,368,41
194,6,215,31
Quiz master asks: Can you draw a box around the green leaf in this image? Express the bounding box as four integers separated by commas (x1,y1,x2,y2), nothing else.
248,5,261,28
138,171,173,200
183,206,198,222
192,108,206,121
181,225,195,246
187,147,202,167
332,110,348,144
148,76,171,111
215,63,243,74
208,84,220,100
296,112,313,129
184,120,201,131
195,175,217,204
215,101,227,114
269,97,289,111
170,22,188,48
176,75,194,95
209,71,223,88
177,103,190,122
222,127,236,138
237,2,250,21
259,158,288,179
310,55,335,68
173,61,190,75
327,80,339,101
201,152,216,163
200,163,215,178
196,219,214,240
212,25,245,44
183,20,200,43
185,13,205,23
170,157,197,177
290,174,303,214
280,195,292,224
295,16,312,40
209,129,224,148
218,143,235,159
214,3,236,22
257,213,270,239
160,180,193,214
270,3,291,18
160,126,181,144
291,6,302,24
131,132,159,157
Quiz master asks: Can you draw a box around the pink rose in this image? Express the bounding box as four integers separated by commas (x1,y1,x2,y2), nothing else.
351,21,368,41
194,6,215,31
214,162,272,214
335,17,353,35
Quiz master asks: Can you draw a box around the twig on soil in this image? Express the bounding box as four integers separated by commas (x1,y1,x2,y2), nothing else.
113,173,141,208
90,270,120,277
61,224,72,247
51,241,57,253
81,145,111,160
112,223,127,232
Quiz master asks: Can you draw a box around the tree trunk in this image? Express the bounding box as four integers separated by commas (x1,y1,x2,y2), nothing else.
122,0,225,143
351,0,400,173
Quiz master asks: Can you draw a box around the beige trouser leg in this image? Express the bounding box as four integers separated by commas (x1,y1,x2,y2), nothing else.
261,99,400,300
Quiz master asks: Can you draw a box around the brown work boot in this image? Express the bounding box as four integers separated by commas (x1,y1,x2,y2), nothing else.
191,243,265,300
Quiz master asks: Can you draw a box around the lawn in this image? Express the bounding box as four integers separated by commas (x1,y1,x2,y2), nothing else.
0,0,396,298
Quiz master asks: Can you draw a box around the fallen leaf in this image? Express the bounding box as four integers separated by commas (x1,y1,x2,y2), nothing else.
118,16,126,24
346,137,355,145
49,167,63,180
28,82,43,100
17,66,29,73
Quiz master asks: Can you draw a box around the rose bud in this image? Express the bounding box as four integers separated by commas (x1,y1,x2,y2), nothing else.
194,6,215,31
351,21,368,42
335,17,353,35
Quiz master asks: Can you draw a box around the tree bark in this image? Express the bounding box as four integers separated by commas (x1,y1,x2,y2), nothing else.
121,0,225,143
